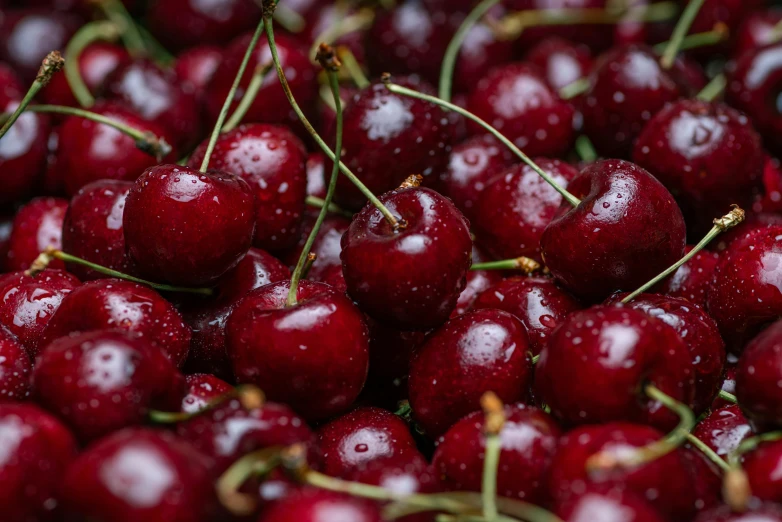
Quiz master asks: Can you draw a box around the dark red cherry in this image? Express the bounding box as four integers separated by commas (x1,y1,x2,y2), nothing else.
0,10,78,82
433,404,560,503
316,406,418,478
736,319,782,430
226,281,369,421
474,159,579,263
123,164,256,286
581,44,682,158
187,124,307,252
56,101,174,196
334,78,452,209
466,63,575,158
39,278,191,366
6,197,67,272
734,9,782,57
451,14,514,96
258,489,383,522
754,155,782,214
535,305,694,430
695,504,782,522
740,439,782,503
61,179,136,280
0,403,77,522
688,0,761,52
0,217,10,272
554,485,667,522
541,159,686,302
651,245,719,309
472,276,581,355
180,373,231,414
450,246,503,318
305,152,327,200
0,326,30,401
173,45,222,96
524,37,594,93
0,269,79,354
62,428,216,522
548,422,697,521
408,309,533,437
341,187,472,331
691,405,752,460
32,331,185,442
0,62,23,97
147,0,262,52
683,444,724,512
715,213,782,253
102,59,201,151
633,99,764,233
282,215,350,283
177,398,313,474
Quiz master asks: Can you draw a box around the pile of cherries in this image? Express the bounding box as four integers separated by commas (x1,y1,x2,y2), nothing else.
7,0,782,521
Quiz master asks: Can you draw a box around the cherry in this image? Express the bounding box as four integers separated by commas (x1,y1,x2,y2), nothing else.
633,99,764,234
472,276,582,356
173,45,222,96
0,268,79,354
466,63,575,158
282,215,350,283
341,186,472,331
581,44,682,158
694,503,782,521
548,422,697,521
147,0,262,52
0,403,77,522
226,280,369,421
683,445,724,512
123,164,256,286
553,485,668,522
450,245,504,318
180,373,231,414
334,78,452,209
258,489,383,522
55,101,174,196
0,217,10,272
0,326,30,401
5,197,67,272
714,366,738,409
187,123,307,252
715,213,782,253
0,62,23,97
754,155,782,214
32,330,185,442
734,9,782,57
316,406,418,478
451,13,514,96
688,0,761,52
651,245,719,308
362,320,426,408
739,439,782,503
473,159,579,263
691,405,752,460
524,37,594,93
61,428,217,522
535,305,694,430
408,309,533,437
736,319,782,430
433,403,560,503
38,278,191,365
305,152,327,200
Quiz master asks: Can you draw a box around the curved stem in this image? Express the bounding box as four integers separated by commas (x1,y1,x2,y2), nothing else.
200,19,266,172
697,74,726,102
0,52,64,140
263,13,400,229
575,135,597,162
218,447,284,516
621,205,745,303
96,0,147,58
559,77,590,100
660,0,706,69
439,0,504,102
26,248,213,296
272,3,306,33
149,385,263,423
308,7,375,64
718,390,738,404
686,432,731,472
306,195,354,219
471,257,541,274
653,24,728,55
337,47,370,90
383,78,581,208
64,21,121,108
222,62,273,133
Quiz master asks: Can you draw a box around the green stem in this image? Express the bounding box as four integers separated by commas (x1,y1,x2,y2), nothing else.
532,354,540,365
383,79,581,208
149,385,263,423
0,52,64,140
621,205,744,303
686,433,731,472
653,25,728,55
222,62,273,133
64,21,121,108
96,0,147,58
728,431,782,467
337,47,370,90
439,0,504,102
718,390,738,404
574,135,597,162
697,74,726,102
273,3,306,33
660,0,707,69
217,447,284,516
471,257,540,273
482,433,501,520
559,77,590,100
135,24,175,66
306,195,353,219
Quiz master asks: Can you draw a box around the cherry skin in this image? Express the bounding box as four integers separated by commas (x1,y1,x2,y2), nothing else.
524,37,594,93
334,78,452,210
258,489,383,522
408,309,533,438
466,63,575,158
683,444,724,512
739,439,782,503
540,159,686,302
282,215,351,283
652,245,719,309
0,326,30,401
316,406,419,478
450,245,504,318
5,197,67,272
0,269,79,354
736,319,782,430
734,10,782,57
0,403,77,522
535,305,694,430
187,123,307,252
172,45,222,96
38,278,191,366
688,0,762,54
754,155,782,214
694,504,782,521
0,217,10,272
341,186,472,331
61,179,136,280
691,405,752,460
472,276,582,356
433,404,560,503
474,159,579,263
61,428,217,522
180,373,231,414
32,330,185,442
554,485,668,522
451,13,514,96
226,280,369,421
123,164,256,286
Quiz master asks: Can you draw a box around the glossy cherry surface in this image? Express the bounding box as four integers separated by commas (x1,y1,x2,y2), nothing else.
5,197,67,272
180,373,231,414
0,326,30,401
173,45,222,96
694,504,782,521
691,405,752,459
258,489,383,522
734,9,782,57
736,320,782,430
652,246,719,309
452,15,514,96
450,246,504,318
0,10,78,82
282,215,350,283
524,37,593,93
740,439,782,503
554,485,667,522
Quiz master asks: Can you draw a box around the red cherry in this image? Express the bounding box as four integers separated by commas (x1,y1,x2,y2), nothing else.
739,439,782,503
736,320,782,430
754,155,782,214
694,504,782,521
306,5,368,67
652,245,719,308
305,152,327,200
408,309,533,437
554,485,667,522
6,197,67,272
180,373,231,414
451,13,514,96
258,489,383,522
32,330,185,442
524,37,593,93
691,405,752,460
0,217,10,272
0,326,30,401
683,444,724,512
734,9,782,57
451,245,504,318
688,0,762,52
282,215,350,283
172,45,222,96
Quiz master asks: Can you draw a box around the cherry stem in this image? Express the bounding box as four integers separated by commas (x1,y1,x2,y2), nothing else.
718,390,738,404
439,0,504,102
95,0,147,58
621,205,745,303
0,51,64,140
532,354,540,365
769,18,782,43
383,78,582,208
559,77,590,100
697,74,726,102
271,2,306,33
686,432,731,472
471,257,541,274
394,400,412,419
221,62,273,133
306,195,354,219
263,9,401,230
308,7,374,63
26,247,213,296
574,135,597,162
337,47,370,89
481,392,505,521
660,0,706,69
134,24,175,66
200,19,265,173
729,431,782,467
149,385,264,424
64,21,121,108
653,23,729,55
586,384,695,471
217,446,284,516
723,432,782,511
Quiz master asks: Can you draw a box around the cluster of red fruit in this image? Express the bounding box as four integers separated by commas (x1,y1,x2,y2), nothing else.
5,0,782,521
